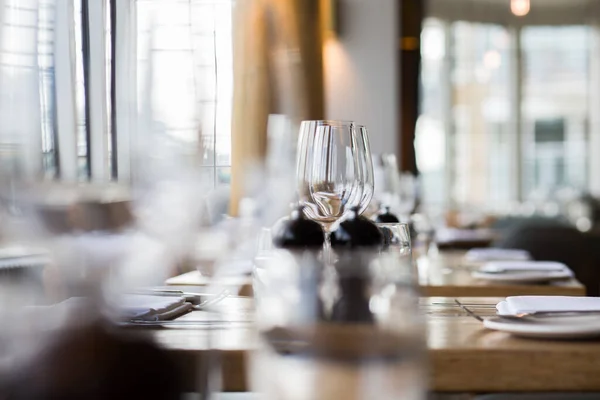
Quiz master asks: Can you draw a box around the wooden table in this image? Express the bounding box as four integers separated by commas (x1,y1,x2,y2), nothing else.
166,250,586,298
147,296,600,393
419,250,586,297
424,297,600,392
166,271,254,297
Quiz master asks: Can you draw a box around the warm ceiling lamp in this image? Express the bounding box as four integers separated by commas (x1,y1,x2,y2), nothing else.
511,0,530,16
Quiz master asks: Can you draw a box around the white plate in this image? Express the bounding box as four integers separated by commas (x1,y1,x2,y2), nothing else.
472,270,573,283
484,315,600,339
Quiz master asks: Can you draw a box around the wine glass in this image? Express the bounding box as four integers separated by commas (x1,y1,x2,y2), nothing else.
355,124,374,215
297,120,364,235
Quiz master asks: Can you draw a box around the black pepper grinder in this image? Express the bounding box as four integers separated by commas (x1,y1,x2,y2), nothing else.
272,205,326,319
375,206,400,223
330,207,383,323
272,205,325,249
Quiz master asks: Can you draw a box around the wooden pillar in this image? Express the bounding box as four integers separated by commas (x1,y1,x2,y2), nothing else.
399,0,423,175
229,0,325,216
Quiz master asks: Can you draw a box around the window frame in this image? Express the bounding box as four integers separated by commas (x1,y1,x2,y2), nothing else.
421,16,598,208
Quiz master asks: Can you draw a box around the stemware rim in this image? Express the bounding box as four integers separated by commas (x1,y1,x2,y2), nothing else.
300,120,366,128
375,222,410,228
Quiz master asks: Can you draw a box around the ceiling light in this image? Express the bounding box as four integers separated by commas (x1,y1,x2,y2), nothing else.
511,0,530,17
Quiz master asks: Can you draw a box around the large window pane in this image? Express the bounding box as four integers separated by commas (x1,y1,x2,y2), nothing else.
136,0,233,187
417,18,448,207
419,12,594,210
521,26,590,198
451,22,511,208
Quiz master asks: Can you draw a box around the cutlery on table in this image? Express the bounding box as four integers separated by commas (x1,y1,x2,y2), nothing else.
454,299,600,322
477,268,566,274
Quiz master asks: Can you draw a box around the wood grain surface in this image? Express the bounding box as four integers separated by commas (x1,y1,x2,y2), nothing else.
143,296,600,393
418,250,585,297
165,250,586,298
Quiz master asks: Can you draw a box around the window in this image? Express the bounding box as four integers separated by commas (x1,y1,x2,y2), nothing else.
451,22,512,207
521,26,590,196
418,9,595,210
133,0,233,186
0,0,233,186
0,0,55,179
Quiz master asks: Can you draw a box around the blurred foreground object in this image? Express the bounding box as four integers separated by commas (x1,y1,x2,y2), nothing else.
252,249,425,400
3,320,181,399
22,183,132,234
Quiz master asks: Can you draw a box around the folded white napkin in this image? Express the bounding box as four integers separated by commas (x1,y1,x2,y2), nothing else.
497,296,600,316
436,228,495,243
465,248,531,262
118,295,193,321
480,260,572,274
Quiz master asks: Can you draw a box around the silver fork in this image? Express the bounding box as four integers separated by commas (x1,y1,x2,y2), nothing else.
454,299,485,322
193,289,231,310
454,299,600,322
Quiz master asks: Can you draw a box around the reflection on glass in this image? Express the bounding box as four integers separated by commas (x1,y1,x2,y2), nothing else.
355,125,375,214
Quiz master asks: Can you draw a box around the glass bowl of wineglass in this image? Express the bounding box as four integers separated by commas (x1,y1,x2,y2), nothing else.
297,120,374,238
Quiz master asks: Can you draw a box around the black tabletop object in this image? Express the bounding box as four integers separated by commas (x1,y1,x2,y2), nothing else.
330,207,382,323
375,206,400,223
331,207,383,249
272,205,326,320
272,205,325,249
4,319,182,399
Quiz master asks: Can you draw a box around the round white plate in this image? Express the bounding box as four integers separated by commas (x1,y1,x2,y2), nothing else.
471,270,573,283
483,316,600,339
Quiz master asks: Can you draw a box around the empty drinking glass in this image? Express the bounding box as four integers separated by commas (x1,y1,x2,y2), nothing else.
376,222,415,283
355,125,375,215
296,121,372,236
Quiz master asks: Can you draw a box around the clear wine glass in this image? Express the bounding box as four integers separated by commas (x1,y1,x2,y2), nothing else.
355,124,374,215
297,120,364,236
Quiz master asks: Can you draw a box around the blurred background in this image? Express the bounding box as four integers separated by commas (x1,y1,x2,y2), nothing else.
0,0,600,398
4,0,599,220
415,0,600,215
1,0,600,287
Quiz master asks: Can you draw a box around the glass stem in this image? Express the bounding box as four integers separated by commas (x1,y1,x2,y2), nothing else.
323,229,332,266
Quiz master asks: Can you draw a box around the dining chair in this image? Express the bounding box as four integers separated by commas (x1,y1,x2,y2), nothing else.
494,222,594,294
474,393,600,400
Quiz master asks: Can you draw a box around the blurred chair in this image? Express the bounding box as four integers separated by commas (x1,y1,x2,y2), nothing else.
491,216,566,233
495,221,600,296
583,230,600,297
474,394,600,400
2,321,183,399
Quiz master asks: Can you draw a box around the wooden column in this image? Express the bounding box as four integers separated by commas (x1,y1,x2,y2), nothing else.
399,0,422,175
229,0,272,216
229,0,325,216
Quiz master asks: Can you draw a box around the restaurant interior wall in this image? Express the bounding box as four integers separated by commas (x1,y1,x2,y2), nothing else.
323,0,399,158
